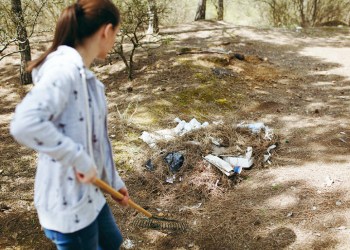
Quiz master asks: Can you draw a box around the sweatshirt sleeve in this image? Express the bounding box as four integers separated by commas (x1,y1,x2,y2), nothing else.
10,65,94,174
111,168,125,191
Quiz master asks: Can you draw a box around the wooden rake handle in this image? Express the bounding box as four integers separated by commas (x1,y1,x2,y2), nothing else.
93,178,152,218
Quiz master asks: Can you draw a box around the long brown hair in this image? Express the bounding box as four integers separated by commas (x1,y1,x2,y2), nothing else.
28,0,120,71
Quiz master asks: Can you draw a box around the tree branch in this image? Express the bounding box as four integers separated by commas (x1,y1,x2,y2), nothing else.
0,47,25,61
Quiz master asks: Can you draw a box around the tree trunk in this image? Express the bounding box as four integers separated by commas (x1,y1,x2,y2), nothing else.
299,0,306,27
11,0,32,84
195,0,206,21
147,0,159,34
218,0,224,21
311,0,319,26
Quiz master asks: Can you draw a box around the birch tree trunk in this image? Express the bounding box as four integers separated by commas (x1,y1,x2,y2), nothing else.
195,0,206,21
147,0,159,34
11,0,32,84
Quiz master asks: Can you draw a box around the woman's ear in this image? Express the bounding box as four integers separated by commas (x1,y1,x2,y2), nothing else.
103,24,115,39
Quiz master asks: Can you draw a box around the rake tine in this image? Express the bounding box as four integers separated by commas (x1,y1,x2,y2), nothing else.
93,179,188,231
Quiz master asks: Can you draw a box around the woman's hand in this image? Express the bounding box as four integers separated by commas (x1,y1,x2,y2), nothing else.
76,167,97,183
112,187,129,207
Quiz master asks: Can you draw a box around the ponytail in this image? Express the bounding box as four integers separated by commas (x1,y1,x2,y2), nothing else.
28,0,120,72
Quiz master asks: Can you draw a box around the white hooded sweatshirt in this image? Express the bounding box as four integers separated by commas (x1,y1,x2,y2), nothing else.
10,45,125,233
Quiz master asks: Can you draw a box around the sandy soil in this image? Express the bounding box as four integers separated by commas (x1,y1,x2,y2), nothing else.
1,21,350,249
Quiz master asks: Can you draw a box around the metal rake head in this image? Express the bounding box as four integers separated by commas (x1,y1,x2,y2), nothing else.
132,217,188,231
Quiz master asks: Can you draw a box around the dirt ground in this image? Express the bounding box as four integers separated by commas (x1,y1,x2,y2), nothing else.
1,21,350,249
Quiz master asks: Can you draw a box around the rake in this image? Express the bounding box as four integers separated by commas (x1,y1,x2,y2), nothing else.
93,178,188,231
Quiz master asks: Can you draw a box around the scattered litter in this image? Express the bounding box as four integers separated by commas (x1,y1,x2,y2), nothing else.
188,243,195,248
336,200,342,206
237,122,274,140
166,175,176,184
312,206,317,211
222,147,254,169
339,138,347,143
324,176,334,187
210,137,223,147
215,179,220,186
204,155,234,176
140,118,209,148
164,152,184,172
179,202,202,212
185,140,201,146
313,232,321,237
335,226,347,230
141,119,277,180
0,169,3,174
213,120,224,125
295,26,303,32
145,159,155,171
286,212,293,217
122,239,135,249
233,166,242,174
264,144,277,163
156,208,162,212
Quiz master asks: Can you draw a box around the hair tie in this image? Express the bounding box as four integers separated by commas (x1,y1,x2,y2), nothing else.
75,3,84,16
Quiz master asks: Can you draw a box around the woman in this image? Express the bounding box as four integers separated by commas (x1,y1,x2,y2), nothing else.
10,0,128,249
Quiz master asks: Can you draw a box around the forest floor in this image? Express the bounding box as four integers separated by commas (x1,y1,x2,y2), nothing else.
1,20,350,250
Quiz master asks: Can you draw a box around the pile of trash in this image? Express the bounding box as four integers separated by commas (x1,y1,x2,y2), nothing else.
139,118,278,183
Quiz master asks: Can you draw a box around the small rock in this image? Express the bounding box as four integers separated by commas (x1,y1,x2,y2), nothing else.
336,200,342,206
253,219,261,226
287,212,293,217
221,41,231,46
312,206,317,211
234,53,245,60
158,212,164,217
0,204,11,212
